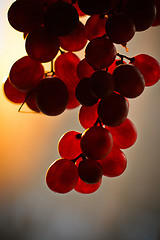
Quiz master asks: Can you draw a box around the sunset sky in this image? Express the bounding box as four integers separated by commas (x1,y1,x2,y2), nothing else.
0,1,160,239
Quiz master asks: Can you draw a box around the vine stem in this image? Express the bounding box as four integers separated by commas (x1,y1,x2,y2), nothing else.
18,89,34,112
117,52,135,62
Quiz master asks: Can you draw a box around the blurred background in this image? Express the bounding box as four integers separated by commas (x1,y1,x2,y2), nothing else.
0,1,160,239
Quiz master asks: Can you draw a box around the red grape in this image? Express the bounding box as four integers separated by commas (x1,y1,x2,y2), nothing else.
80,126,113,160
78,159,103,184
84,15,107,41
113,64,145,98
131,54,160,86
98,92,129,127
59,21,87,52
90,70,115,99
3,78,27,104
54,52,80,89
124,0,156,31
66,87,80,109
77,0,120,15
74,177,102,194
36,77,69,116
79,103,99,129
58,131,82,159
105,13,136,44
25,26,60,63
44,1,79,36
26,90,40,112
8,0,44,33
98,147,127,177
107,118,137,149
75,77,98,106
152,0,160,26
9,56,45,91
85,36,117,70
76,58,95,80
46,158,79,193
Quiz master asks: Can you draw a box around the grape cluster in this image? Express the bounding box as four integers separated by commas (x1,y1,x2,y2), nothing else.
4,0,160,194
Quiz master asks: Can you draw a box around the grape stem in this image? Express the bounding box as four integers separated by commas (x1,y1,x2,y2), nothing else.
117,52,135,63
72,153,85,163
18,89,35,112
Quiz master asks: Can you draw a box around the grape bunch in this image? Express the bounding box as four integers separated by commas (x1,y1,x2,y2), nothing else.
4,0,160,194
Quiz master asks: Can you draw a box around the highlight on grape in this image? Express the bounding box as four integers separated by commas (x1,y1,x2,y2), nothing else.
4,0,160,194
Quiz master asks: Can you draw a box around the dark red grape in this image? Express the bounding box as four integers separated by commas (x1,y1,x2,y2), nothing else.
77,0,120,15
107,118,137,149
26,90,40,112
80,126,113,160
75,77,98,106
131,54,160,86
98,147,127,177
8,0,44,33
79,103,99,129
152,0,160,26
98,92,129,127
46,158,79,193
25,26,60,63
85,36,117,70
54,52,80,89
76,58,95,80
84,15,107,41
78,159,103,184
9,56,45,91
113,64,145,98
124,0,156,31
90,70,115,99
36,77,69,116
105,13,136,44
3,78,27,104
59,21,87,52
44,1,79,36
58,131,82,159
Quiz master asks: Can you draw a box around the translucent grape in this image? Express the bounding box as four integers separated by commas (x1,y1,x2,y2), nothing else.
54,52,80,89
3,78,27,104
25,26,60,63
84,15,107,41
80,126,113,160
9,56,45,91
59,21,87,52
58,131,82,159
26,90,40,112
107,118,137,149
131,54,160,86
98,147,127,177
76,58,95,80
46,158,79,193
79,103,99,129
